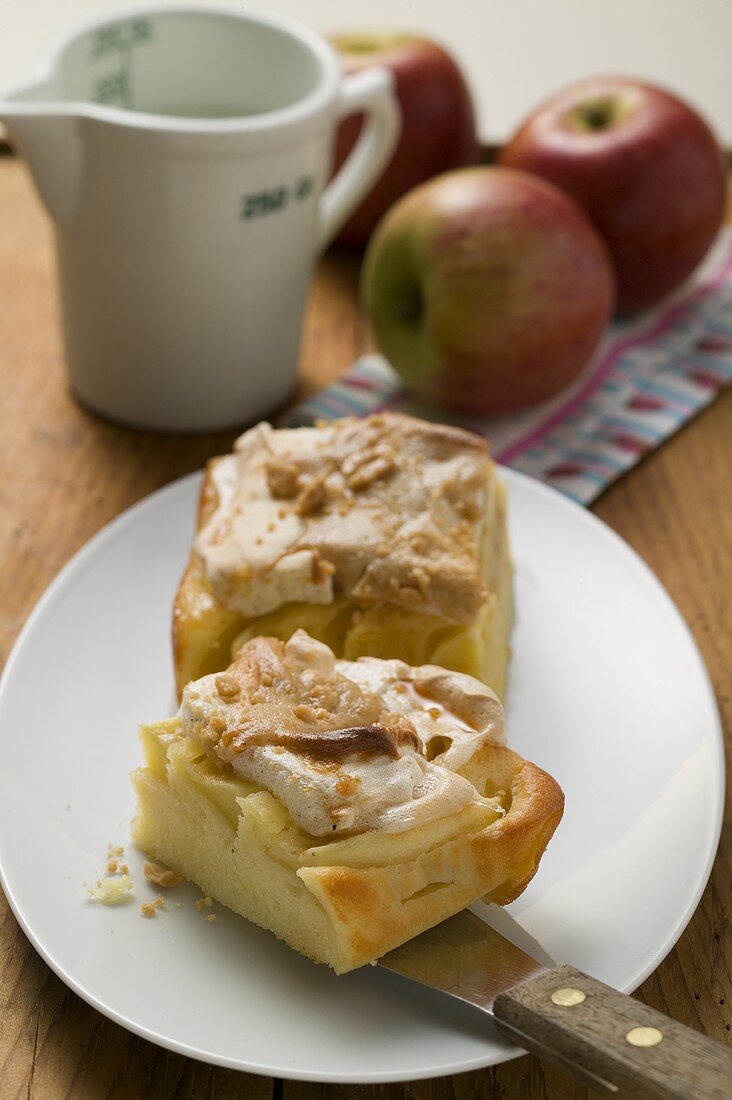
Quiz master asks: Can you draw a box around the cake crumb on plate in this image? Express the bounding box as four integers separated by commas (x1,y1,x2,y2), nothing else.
140,896,166,918
85,875,133,905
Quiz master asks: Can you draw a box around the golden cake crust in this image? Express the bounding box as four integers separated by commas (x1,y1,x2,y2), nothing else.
174,459,241,696
296,743,563,967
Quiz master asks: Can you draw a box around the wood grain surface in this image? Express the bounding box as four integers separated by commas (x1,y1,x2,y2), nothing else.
0,154,729,1099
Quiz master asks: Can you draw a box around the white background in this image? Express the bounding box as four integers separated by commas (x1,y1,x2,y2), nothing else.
0,0,730,144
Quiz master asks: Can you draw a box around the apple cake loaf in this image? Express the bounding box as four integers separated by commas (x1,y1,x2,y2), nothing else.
173,413,512,698
132,631,563,972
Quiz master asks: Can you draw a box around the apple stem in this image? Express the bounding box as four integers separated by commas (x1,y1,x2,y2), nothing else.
568,95,631,133
396,292,423,325
584,105,611,129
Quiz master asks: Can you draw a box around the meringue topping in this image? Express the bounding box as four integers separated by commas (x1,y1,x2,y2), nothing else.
179,630,505,837
194,414,493,624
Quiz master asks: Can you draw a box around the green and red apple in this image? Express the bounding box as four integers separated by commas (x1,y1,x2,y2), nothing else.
500,78,726,313
330,33,479,248
362,167,615,416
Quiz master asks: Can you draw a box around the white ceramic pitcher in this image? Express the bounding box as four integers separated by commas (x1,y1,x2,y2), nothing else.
0,5,400,432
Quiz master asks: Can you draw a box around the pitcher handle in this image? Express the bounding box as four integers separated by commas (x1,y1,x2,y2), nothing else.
315,66,400,252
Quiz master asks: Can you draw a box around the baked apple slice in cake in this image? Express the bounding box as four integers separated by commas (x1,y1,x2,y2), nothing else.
132,630,563,973
173,413,512,698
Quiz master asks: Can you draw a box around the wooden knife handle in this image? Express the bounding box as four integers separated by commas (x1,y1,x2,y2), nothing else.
492,964,732,1099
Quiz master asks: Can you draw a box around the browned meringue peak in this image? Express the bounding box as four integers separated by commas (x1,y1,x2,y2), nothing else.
178,631,506,837
181,633,419,768
194,413,493,623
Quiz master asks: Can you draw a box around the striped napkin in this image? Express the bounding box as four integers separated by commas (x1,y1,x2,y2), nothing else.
283,230,732,505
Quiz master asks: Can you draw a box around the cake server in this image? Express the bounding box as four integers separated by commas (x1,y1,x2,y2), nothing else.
379,908,731,1099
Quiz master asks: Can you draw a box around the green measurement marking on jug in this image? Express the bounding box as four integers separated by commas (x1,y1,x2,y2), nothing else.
88,19,154,109
241,177,316,221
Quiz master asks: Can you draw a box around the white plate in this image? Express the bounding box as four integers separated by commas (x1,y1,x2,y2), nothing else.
0,469,723,1083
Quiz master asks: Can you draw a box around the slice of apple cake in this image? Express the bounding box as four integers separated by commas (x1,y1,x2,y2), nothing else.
173,413,512,698
132,631,563,973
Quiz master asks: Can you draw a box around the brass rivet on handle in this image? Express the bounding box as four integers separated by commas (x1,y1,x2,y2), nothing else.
626,1026,664,1047
550,987,586,1007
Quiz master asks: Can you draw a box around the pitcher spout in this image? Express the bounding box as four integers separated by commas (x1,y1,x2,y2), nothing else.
0,85,85,227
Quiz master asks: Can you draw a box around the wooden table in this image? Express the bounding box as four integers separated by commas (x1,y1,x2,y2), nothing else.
0,153,729,1099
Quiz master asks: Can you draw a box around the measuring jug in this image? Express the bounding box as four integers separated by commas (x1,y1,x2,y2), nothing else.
0,5,400,431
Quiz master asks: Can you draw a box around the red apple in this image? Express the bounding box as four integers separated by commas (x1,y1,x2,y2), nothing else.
330,33,479,248
499,78,726,313
361,167,615,416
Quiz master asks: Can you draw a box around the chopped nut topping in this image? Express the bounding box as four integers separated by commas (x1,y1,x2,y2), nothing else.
309,683,339,711
311,553,337,584
143,861,183,889
295,471,329,516
341,451,366,478
450,520,477,551
292,703,318,723
265,457,301,499
342,441,391,476
397,585,423,605
106,859,118,874
335,774,360,797
410,566,430,593
391,715,421,746
215,673,241,699
461,499,481,520
348,455,395,492
341,440,396,488
408,532,431,555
